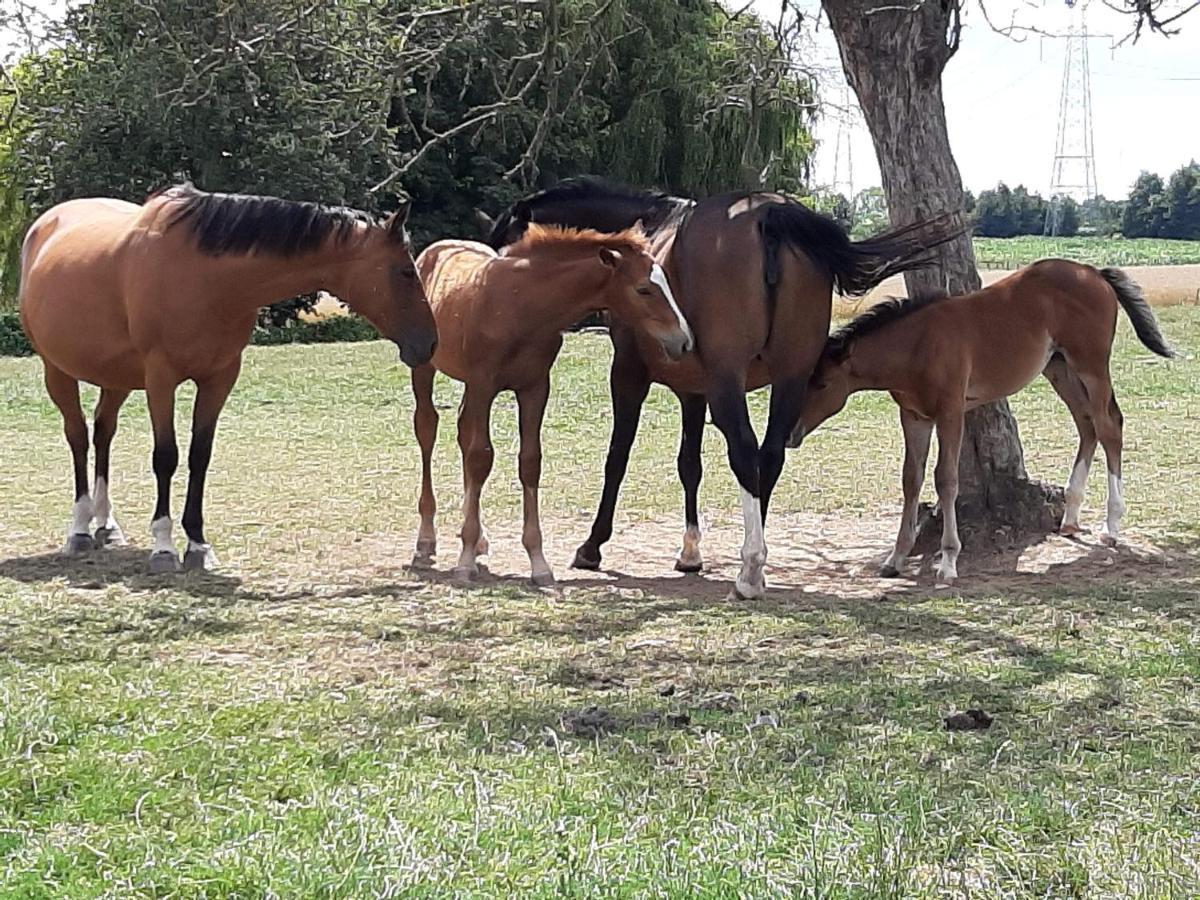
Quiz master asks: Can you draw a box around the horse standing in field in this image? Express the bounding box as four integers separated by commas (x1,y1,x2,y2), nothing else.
412,224,694,586
19,184,437,572
787,260,1175,583
485,177,962,598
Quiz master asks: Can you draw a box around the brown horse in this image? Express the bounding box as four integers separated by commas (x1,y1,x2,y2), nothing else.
788,260,1175,583
19,184,437,572
411,224,694,586
487,178,962,598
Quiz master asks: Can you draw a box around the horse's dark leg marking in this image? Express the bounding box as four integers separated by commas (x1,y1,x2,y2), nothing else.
180,358,241,571
572,338,650,570
757,376,808,522
45,364,94,555
674,391,706,573
707,375,767,598
1043,355,1097,535
92,388,131,546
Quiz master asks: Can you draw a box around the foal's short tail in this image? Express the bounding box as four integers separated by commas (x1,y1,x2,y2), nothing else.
1100,267,1176,358
759,203,967,298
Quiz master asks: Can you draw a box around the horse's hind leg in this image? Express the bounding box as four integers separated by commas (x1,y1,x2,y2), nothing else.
674,391,706,573
518,377,554,586
708,375,765,599
454,385,495,581
92,388,131,547
882,408,933,578
411,365,439,561
1072,361,1125,544
932,409,965,584
1043,356,1097,536
45,364,94,555
572,340,650,570
180,358,240,571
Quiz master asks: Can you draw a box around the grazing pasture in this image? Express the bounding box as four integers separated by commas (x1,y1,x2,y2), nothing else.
972,236,1200,270
0,307,1197,897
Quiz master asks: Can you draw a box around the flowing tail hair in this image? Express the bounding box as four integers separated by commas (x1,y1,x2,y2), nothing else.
759,203,968,301
1099,267,1175,358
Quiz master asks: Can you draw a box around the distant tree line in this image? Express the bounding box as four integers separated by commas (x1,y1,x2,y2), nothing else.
1123,164,1200,239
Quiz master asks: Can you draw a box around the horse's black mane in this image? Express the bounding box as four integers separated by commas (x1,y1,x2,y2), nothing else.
826,289,951,358
157,183,379,257
486,175,693,249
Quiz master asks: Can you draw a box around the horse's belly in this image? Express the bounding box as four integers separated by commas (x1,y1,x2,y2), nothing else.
22,289,145,389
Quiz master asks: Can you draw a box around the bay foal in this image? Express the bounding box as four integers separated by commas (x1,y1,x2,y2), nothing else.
19,184,437,571
412,225,693,586
788,260,1175,583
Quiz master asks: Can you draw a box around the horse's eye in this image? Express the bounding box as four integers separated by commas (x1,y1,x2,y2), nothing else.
636,286,652,295
401,268,417,279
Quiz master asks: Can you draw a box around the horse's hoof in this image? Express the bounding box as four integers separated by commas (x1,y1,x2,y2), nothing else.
936,572,958,586
415,537,437,557
674,556,703,574
1100,533,1119,548
149,551,180,573
571,544,601,571
183,545,217,572
531,571,556,587
94,525,126,548
730,580,766,601
411,552,435,570
61,533,95,556
451,565,477,583
879,564,900,578
1058,523,1083,538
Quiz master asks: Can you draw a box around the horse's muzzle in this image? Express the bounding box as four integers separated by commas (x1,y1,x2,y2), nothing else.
661,331,693,361
398,336,437,367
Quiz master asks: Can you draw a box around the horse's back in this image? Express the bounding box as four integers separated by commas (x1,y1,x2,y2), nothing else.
416,239,497,307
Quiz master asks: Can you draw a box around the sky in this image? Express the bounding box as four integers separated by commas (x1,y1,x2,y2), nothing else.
756,0,1200,199
4,0,1198,200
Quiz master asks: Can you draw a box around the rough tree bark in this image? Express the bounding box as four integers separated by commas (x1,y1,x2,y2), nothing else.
823,0,1063,542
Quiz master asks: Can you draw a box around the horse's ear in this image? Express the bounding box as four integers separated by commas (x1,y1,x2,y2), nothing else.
631,218,646,236
385,200,411,241
598,247,622,270
474,209,496,233
513,199,532,222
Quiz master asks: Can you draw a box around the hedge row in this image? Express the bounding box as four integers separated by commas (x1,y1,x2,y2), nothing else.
0,311,380,357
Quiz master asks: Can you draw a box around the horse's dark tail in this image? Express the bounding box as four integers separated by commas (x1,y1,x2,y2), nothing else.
1100,267,1175,358
759,204,967,299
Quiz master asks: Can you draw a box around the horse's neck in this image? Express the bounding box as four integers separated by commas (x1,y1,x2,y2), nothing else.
517,253,610,327
210,243,359,310
851,329,922,391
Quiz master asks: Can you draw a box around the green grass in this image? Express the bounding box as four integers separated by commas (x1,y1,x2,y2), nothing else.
1,308,1198,897
973,236,1200,269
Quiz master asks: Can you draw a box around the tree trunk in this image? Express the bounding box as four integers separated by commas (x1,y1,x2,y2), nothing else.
823,0,1063,543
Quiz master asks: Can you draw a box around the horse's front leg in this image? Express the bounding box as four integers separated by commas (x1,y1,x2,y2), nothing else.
933,409,965,584
454,385,495,581
572,336,650,570
881,408,933,577
517,377,553,586
411,364,439,561
673,391,707,572
180,358,241,571
145,365,182,573
707,375,765,600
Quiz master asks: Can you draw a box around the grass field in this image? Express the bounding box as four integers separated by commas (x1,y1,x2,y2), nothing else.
1,308,1198,897
972,236,1200,270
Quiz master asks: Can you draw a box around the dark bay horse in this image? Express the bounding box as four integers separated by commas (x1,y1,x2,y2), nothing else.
412,224,692,585
486,177,962,598
788,260,1175,582
19,184,437,571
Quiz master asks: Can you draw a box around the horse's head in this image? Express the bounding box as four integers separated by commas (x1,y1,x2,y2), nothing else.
340,202,438,367
598,243,694,361
787,348,853,448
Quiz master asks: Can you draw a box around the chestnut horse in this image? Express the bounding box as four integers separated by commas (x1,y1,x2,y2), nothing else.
19,184,437,572
788,260,1175,583
412,224,694,586
486,177,962,598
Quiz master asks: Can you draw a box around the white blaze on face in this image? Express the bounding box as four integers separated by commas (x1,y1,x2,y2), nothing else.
649,263,694,351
